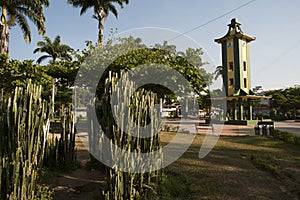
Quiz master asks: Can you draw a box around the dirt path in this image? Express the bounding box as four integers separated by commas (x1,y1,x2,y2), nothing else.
50,135,106,200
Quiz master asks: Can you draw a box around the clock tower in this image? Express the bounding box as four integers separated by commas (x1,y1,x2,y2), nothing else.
215,18,259,124
215,18,255,96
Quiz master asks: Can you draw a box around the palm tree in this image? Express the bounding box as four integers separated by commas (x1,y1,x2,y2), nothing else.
33,35,73,64
67,0,129,44
34,35,73,115
214,65,223,80
0,0,49,54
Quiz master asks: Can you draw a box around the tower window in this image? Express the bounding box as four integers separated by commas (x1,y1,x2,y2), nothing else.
229,78,234,87
229,62,234,71
244,78,247,88
243,61,247,71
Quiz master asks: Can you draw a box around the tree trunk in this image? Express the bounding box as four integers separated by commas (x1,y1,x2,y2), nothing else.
0,7,9,54
98,24,103,45
97,9,104,45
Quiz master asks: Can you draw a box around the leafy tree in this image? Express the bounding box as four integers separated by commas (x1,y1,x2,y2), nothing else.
67,0,129,44
33,35,73,64
45,59,80,108
0,54,53,98
74,37,211,107
0,0,49,54
267,86,300,119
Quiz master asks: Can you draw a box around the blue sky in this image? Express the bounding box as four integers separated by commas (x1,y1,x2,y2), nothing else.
8,0,300,90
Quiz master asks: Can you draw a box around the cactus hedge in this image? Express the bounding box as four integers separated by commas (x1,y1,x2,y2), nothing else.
94,72,163,199
0,80,51,200
0,80,76,199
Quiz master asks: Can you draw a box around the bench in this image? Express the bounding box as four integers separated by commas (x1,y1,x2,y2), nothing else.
195,123,214,132
257,121,274,126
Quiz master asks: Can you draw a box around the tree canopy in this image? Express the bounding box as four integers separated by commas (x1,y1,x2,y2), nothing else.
266,86,300,117
33,35,73,64
74,36,212,103
0,54,53,98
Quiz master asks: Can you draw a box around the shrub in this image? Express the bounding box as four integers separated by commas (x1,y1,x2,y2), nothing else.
272,129,300,145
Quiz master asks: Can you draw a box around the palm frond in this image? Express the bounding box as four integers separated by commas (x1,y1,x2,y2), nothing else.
107,4,118,18
53,35,61,46
16,6,46,35
37,55,51,64
34,35,73,64
14,12,31,42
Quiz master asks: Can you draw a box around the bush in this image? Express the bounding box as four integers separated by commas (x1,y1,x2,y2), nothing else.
272,130,300,144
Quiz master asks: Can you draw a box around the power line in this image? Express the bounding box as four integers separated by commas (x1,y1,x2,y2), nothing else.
168,0,257,41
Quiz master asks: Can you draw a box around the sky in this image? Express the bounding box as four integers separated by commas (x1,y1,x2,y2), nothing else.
8,0,300,90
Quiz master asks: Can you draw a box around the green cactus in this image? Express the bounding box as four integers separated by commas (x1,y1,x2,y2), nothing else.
91,72,163,199
43,105,76,168
0,80,51,200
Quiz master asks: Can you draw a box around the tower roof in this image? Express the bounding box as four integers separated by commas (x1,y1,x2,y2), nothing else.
215,18,256,43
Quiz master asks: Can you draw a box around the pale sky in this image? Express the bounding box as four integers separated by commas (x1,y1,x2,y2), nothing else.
8,0,300,90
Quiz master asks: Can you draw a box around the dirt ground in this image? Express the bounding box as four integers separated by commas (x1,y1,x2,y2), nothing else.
49,136,105,200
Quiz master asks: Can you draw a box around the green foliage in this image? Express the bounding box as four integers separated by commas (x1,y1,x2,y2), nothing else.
271,129,300,145
158,171,191,199
45,60,80,108
79,36,211,101
34,185,53,200
0,54,53,98
267,86,300,119
0,50,81,108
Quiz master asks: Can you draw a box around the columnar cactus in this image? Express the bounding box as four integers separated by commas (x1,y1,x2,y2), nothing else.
0,80,51,200
43,105,76,168
94,72,163,199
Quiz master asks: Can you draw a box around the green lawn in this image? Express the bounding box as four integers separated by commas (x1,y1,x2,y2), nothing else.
160,133,300,199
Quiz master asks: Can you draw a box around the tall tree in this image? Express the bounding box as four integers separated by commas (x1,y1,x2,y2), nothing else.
67,0,129,44
0,0,49,54
34,35,73,114
33,35,73,64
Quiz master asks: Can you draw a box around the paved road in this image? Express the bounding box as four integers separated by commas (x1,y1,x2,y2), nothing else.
166,120,300,136
274,120,300,136
75,119,300,137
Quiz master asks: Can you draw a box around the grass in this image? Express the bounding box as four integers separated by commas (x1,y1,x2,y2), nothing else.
158,171,192,199
44,125,300,199
159,133,300,199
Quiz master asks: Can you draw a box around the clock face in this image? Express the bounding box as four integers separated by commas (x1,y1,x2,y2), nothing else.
227,40,233,48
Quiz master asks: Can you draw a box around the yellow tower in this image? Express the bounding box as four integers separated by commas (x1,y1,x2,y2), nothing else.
215,18,255,97
215,18,259,124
